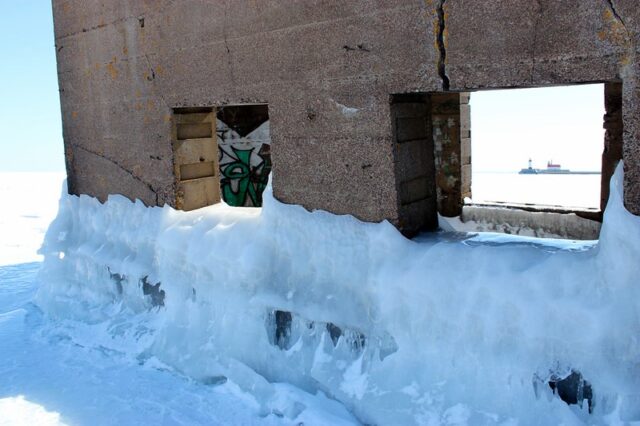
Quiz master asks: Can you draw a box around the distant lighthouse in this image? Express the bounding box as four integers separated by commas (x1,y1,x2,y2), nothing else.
519,158,538,174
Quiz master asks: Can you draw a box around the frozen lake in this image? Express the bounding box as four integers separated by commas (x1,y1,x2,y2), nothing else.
0,173,64,266
472,172,601,208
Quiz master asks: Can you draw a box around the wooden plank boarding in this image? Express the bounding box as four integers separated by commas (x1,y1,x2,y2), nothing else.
179,176,221,211
173,108,221,211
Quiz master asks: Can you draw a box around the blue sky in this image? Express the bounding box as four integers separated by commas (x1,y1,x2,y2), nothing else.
0,2,64,172
0,4,604,173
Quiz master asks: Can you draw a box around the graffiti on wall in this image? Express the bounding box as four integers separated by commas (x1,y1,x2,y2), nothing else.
217,116,271,207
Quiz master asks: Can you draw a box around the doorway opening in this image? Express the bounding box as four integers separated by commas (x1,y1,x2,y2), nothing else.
217,105,271,207
172,104,271,211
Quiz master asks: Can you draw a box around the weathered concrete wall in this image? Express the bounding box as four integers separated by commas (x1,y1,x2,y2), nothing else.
462,205,601,241
431,93,469,217
391,94,438,235
602,82,624,212
444,0,639,214
53,0,439,228
52,0,640,231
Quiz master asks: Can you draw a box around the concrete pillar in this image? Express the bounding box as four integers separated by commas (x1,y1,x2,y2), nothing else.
622,59,640,216
431,93,469,217
391,94,438,235
460,93,472,201
601,82,623,212
392,92,470,235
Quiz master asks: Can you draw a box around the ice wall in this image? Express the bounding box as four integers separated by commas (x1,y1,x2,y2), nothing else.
36,165,640,425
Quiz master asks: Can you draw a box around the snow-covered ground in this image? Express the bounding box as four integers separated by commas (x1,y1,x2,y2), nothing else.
0,262,348,425
0,173,63,266
2,167,640,425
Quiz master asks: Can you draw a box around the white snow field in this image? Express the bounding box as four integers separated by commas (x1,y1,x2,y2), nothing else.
0,173,63,267
2,165,640,425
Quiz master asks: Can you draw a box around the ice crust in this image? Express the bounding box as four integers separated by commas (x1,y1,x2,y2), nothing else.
36,164,640,425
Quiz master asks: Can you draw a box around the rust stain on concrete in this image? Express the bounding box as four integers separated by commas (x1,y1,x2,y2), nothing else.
106,57,119,80
599,8,631,49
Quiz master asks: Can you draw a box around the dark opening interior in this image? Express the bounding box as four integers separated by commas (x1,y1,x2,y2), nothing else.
216,104,271,208
390,93,438,236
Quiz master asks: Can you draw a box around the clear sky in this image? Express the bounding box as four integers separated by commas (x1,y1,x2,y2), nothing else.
0,5,605,174
470,84,605,172
0,2,64,172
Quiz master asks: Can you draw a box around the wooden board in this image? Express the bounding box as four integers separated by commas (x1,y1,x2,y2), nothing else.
180,162,216,180
174,138,219,166
172,109,222,211
178,176,221,211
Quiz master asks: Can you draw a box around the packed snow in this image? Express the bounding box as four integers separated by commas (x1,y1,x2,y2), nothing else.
2,165,640,424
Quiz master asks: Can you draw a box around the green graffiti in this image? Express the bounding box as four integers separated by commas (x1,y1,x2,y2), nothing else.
220,145,271,207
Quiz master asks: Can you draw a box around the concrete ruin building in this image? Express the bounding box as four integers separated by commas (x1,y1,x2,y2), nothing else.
52,1,640,236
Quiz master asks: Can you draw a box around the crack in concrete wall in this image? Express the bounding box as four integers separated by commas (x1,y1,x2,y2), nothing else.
56,13,144,41
55,0,177,41
142,54,156,82
141,53,171,112
56,20,119,41
222,2,237,90
604,0,629,36
436,0,450,91
71,144,159,204
530,0,544,84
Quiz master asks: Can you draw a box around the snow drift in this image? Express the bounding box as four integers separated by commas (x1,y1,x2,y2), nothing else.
36,165,640,425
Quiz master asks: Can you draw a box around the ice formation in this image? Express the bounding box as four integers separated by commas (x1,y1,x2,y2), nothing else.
36,164,640,425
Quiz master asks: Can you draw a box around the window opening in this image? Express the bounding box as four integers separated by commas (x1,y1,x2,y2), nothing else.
461,83,623,240
392,84,621,240
469,84,605,211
